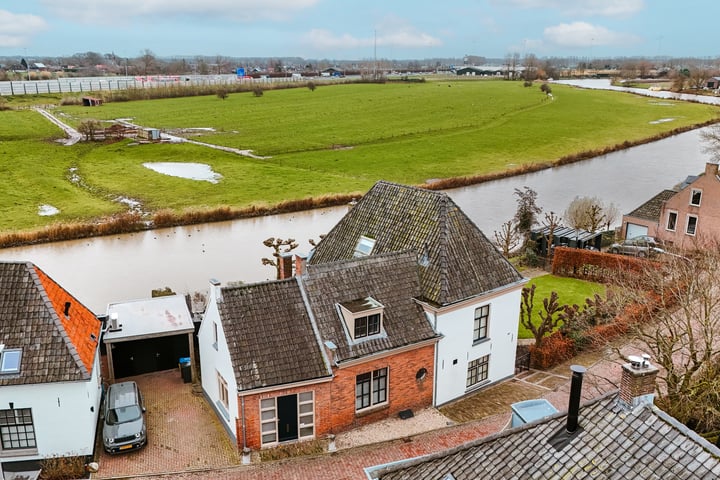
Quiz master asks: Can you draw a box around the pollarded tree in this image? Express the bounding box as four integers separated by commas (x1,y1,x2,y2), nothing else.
519,284,566,349
493,219,520,258
261,237,299,279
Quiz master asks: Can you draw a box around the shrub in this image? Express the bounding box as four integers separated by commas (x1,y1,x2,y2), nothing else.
59,96,83,106
528,331,574,369
216,86,229,100
40,455,88,480
252,86,264,97
307,81,317,92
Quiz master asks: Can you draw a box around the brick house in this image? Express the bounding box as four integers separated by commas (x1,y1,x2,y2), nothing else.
198,251,439,450
0,262,103,476
308,181,527,405
621,162,720,249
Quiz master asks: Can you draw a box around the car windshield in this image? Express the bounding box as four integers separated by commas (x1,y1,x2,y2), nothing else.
107,405,142,425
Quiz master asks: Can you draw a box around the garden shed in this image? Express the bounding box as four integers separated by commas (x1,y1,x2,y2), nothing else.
531,225,603,256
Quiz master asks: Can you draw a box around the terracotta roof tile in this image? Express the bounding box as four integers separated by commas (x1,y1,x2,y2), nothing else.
0,262,100,386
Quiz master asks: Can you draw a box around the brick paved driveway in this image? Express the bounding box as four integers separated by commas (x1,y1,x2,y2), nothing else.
93,369,240,479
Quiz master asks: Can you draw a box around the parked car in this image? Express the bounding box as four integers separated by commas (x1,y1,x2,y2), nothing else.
102,381,147,454
609,236,663,257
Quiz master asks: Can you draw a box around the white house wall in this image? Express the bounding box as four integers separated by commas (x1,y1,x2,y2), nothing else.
1,353,102,462
432,287,523,406
198,288,238,442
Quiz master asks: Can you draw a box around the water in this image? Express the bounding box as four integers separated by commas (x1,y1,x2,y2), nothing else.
0,84,716,312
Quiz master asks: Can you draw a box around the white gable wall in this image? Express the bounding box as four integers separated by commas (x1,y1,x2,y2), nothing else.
430,285,524,406
198,286,238,442
0,352,102,462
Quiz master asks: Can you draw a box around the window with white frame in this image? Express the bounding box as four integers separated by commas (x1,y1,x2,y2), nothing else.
690,189,702,206
666,211,677,231
259,392,315,446
338,297,385,341
466,355,490,388
355,367,388,411
0,408,36,450
0,349,21,375
217,372,229,411
473,305,490,342
353,235,376,257
686,215,698,236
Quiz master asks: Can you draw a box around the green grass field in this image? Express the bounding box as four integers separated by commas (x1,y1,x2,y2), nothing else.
518,274,607,339
1,78,718,233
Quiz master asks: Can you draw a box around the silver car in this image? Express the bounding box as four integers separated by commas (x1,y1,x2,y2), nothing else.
609,236,663,258
102,381,147,454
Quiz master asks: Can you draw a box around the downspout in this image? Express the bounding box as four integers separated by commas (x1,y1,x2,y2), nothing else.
432,311,439,407
241,395,247,449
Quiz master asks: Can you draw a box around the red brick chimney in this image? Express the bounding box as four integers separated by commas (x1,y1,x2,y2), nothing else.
619,354,658,410
278,252,293,280
705,161,719,177
294,253,307,276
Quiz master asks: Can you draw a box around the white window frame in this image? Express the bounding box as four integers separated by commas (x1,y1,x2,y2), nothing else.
353,235,376,257
260,392,315,446
355,367,388,412
666,210,678,232
338,297,385,342
217,372,229,410
0,349,21,374
686,214,698,236
690,188,702,206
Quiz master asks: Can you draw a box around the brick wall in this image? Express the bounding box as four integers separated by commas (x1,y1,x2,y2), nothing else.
235,343,435,449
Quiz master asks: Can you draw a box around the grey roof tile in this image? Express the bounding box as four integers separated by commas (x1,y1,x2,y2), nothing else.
372,394,720,480
309,181,523,306
626,189,676,221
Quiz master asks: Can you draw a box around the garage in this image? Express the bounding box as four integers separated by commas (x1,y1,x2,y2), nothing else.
103,295,196,382
625,223,649,239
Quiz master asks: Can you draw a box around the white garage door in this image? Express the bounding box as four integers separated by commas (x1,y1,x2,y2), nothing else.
626,223,648,239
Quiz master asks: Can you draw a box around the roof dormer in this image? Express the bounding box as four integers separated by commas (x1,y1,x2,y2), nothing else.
338,297,385,341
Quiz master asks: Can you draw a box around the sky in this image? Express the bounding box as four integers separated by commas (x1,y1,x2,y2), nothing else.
1,0,717,61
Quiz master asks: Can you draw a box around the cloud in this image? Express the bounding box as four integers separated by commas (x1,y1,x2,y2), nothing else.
0,10,48,47
496,0,645,17
543,21,640,48
41,0,319,24
304,22,442,51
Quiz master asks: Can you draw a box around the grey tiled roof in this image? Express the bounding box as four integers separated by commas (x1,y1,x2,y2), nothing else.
626,189,676,221
370,393,720,480
219,279,331,392
309,181,524,306
0,262,95,385
302,251,439,363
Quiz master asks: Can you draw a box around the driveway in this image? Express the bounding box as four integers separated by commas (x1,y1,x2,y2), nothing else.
93,369,240,479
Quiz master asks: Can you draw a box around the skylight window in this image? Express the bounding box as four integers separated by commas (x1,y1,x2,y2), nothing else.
353,235,376,257
0,349,21,374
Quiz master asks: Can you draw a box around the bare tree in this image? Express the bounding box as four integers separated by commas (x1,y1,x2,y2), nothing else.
261,237,299,279
138,49,157,76
564,196,614,232
77,120,103,141
493,220,520,257
615,251,720,434
541,211,562,262
701,124,720,164
513,186,542,244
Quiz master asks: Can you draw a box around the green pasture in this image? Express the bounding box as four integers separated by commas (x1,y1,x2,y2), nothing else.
517,274,606,339
1,79,719,233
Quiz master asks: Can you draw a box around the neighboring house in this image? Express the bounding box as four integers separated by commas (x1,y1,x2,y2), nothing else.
706,77,720,89
308,181,527,406
621,162,720,249
368,359,720,479
0,262,102,475
198,251,439,450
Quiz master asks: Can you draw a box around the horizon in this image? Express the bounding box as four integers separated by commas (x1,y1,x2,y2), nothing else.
2,1,719,62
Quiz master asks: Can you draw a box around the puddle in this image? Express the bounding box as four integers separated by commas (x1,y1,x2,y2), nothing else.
649,102,675,106
143,162,223,183
38,204,60,216
649,118,676,124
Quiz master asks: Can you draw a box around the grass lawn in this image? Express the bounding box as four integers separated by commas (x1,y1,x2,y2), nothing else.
1,78,718,234
518,274,606,339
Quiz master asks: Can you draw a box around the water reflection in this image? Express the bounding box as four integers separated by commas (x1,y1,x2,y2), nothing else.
0,129,714,313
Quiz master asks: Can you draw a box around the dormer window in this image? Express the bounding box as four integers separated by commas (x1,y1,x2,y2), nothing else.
0,348,21,374
338,297,385,341
353,235,376,257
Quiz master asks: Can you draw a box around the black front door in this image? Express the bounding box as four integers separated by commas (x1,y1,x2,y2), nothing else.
277,394,298,442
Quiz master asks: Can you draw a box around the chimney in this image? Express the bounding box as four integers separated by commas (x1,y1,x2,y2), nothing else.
210,278,223,304
705,161,719,177
294,253,307,277
566,365,586,433
619,354,658,410
278,252,293,279
109,312,120,331
324,340,338,367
